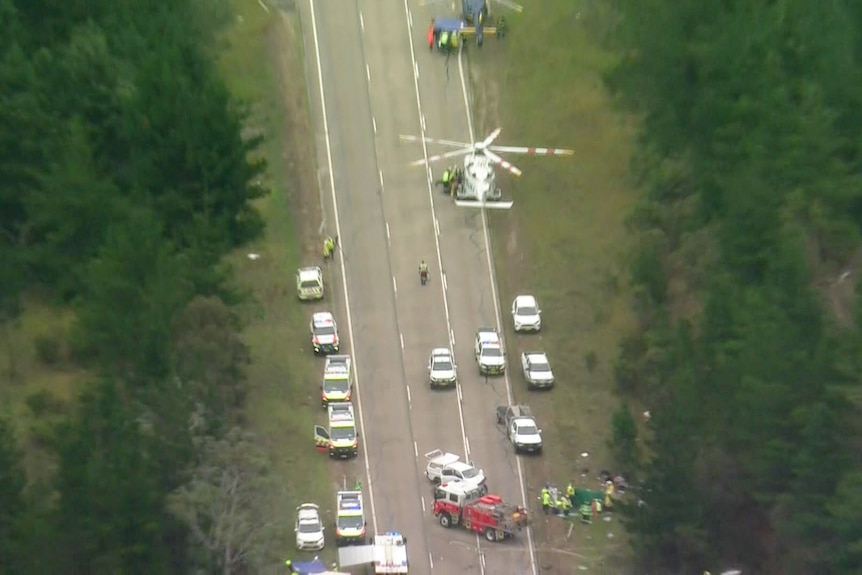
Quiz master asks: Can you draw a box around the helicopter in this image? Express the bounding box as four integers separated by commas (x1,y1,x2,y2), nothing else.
400,128,574,209
422,0,523,46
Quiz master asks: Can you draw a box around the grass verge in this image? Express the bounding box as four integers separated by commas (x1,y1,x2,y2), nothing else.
219,0,335,566
468,0,638,570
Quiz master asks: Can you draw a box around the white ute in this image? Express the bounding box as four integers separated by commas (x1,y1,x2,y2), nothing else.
424,449,488,494
512,294,542,332
428,347,457,388
496,405,543,454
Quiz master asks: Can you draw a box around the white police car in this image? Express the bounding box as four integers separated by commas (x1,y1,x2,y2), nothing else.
428,347,457,389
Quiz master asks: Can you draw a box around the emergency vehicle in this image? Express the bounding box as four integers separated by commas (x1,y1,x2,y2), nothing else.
322,355,353,406
337,531,409,574
310,311,340,354
432,482,529,542
296,266,324,300
315,402,358,458
335,491,367,547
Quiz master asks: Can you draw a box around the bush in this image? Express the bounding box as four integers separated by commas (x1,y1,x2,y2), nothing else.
610,403,640,476
34,333,63,366
26,390,67,418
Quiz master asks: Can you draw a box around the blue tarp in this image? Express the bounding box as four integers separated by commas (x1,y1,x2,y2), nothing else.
433,18,466,33
292,559,328,574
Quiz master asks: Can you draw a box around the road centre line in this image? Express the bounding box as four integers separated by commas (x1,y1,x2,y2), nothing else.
372,116,377,134
359,11,364,32
406,385,412,404
379,169,384,187
400,333,405,349
456,50,539,575
393,276,397,294
399,0,470,466
429,553,434,569
414,440,419,457
421,496,426,512
366,64,371,82
307,0,378,534
385,221,390,242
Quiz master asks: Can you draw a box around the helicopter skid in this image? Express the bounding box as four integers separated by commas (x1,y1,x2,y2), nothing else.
455,199,514,209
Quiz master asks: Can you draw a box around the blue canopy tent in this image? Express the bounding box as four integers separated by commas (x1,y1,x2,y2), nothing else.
290,559,328,574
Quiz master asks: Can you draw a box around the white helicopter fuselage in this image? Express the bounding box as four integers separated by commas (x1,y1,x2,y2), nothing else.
456,153,502,202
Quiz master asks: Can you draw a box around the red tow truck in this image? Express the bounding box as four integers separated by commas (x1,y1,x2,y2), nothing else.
432,482,529,542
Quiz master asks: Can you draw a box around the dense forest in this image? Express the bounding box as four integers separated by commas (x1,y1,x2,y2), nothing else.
608,1,862,573
0,0,273,573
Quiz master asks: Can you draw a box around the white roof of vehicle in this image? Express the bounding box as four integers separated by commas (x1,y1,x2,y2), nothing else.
325,356,351,378
426,450,460,466
524,352,549,364
431,347,452,357
514,294,537,307
312,312,336,327
328,403,355,423
298,267,322,279
337,491,363,515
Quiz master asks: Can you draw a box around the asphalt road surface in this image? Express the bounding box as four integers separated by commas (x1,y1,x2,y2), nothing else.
298,0,538,573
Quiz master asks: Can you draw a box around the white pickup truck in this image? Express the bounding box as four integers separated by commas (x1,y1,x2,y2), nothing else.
496,405,543,454
424,449,488,494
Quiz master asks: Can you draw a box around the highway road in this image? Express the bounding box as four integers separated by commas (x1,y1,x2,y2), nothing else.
297,0,538,573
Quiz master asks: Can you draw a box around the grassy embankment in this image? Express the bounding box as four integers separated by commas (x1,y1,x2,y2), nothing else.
469,0,638,570
219,0,335,565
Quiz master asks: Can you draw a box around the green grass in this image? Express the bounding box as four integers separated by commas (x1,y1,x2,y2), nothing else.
469,0,638,570
0,300,85,482
219,0,335,566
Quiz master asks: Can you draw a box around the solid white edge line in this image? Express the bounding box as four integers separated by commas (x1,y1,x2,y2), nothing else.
449,328,455,347
308,0,379,534
257,0,270,13
465,436,470,457
457,50,539,575
442,272,447,291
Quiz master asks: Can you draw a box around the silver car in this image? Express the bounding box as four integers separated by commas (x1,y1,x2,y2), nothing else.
428,347,457,388
521,352,555,389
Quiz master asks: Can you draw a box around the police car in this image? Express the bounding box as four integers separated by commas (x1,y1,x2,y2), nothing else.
474,328,506,375
310,311,340,354
296,266,324,300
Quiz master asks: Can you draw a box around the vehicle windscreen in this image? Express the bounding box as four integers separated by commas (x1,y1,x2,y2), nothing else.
518,425,539,435
460,467,480,479
338,515,364,530
298,520,322,533
482,347,502,358
324,379,350,392
315,325,336,336
301,280,319,288
331,427,356,441
518,305,538,315
532,361,551,372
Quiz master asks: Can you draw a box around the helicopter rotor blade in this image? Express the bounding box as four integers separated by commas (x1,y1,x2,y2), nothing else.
488,145,575,157
409,148,473,167
484,150,522,177
400,134,471,149
481,128,503,148
495,0,524,13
